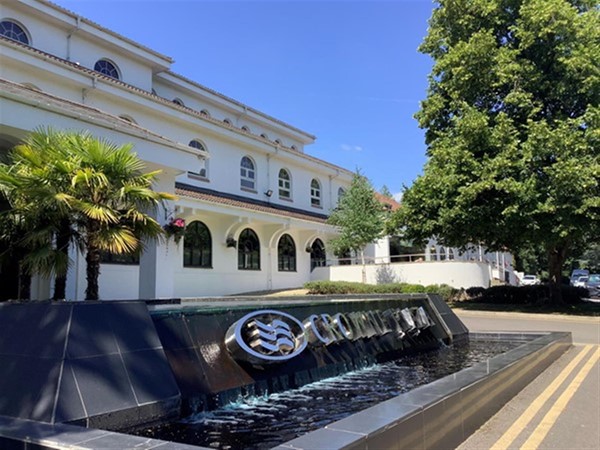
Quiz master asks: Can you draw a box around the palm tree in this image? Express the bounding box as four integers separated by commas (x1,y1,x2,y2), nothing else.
62,131,175,300
0,128,175,300
0,129,75,299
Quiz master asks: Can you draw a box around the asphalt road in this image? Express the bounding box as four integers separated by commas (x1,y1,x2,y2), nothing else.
455,310,600,345
454,310,600,450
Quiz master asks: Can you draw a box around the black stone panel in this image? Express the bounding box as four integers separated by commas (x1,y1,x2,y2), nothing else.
120,348,180,404
162,347,209,397
66,304,119,358
53,361,86,424
152,315,194,350
106,303,162,352
0,303,68,358
0,437,25,450
0,302,181,429
0,355,61,422
70,354,137,417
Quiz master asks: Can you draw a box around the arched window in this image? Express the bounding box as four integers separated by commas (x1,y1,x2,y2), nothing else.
200,109,210,117
337,187,346,203
238,228,260,270
189,140,208,178
223,118,232,125
0,20,29,45
290,145,298,151
278,168,291,199
240,156,255,190
310,239,326,271
183,221,212,268
278,234,296,272
189,139,206,152
173,98,185,106
241,125,251,133
94,59,120,80
274,139,282,145
310,178,321,207
260,133,269,140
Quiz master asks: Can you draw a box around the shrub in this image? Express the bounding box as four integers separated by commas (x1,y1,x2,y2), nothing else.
467,284,587,305
303,281,457,301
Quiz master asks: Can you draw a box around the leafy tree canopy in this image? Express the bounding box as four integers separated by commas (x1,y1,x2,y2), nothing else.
392,0,599,299
328,171,386,262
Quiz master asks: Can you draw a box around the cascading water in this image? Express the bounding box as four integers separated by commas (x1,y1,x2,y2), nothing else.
133,338,523,449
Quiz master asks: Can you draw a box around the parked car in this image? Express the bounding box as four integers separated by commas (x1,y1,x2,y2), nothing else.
571,269,589,285
521,274,540,286
585,274,600,298
573,276,589,288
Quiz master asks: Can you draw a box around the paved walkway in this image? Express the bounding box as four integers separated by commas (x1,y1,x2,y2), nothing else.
455,310,600,450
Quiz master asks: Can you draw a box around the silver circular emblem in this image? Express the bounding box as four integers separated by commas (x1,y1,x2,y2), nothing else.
225,309,307,364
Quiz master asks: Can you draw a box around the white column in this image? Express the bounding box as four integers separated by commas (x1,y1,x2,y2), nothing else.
138,173,178,299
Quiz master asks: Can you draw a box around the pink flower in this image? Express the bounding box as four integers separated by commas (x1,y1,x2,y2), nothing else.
172,218,185,228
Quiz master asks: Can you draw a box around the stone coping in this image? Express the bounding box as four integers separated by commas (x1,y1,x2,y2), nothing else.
275,331,572,450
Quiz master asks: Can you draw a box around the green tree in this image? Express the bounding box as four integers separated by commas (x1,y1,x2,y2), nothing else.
0,129,175,300
392,0,599,303
380,185,393,198
328,172,386,275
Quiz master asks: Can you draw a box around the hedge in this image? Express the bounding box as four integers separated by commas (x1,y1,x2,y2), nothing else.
303,281,456,301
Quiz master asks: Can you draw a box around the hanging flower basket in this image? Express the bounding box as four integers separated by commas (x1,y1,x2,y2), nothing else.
164,217,186,244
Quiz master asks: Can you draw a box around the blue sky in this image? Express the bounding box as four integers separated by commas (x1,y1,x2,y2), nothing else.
57,0,435,198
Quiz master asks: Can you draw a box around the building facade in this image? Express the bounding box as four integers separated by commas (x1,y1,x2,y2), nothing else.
0,0,354,300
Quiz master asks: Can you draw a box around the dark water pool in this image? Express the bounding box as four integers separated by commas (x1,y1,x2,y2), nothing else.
133,340,522,449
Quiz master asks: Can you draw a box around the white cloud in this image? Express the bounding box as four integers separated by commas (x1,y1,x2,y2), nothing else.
340,144,363,152
393,191,403,203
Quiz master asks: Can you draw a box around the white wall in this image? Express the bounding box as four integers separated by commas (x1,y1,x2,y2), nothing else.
311,261,494,289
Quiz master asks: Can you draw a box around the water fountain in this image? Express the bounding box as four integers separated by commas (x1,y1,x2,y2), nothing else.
0,294,571,449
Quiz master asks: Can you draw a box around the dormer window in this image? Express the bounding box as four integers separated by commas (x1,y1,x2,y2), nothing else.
173,98,185,106
278,169,292,200
260,133,269,140
94,59,120,80
200,109,210,117
274,139,282,145
241,126,250,133
223,118,233,125
311,179,322,207
189,140,208,178
240,156,256,191
0,20,30,45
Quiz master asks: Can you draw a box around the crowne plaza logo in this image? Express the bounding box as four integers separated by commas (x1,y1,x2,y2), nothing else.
225,310,307,364
225,306,435,365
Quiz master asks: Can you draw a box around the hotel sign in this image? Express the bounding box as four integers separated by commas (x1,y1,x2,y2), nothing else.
225,306,434,365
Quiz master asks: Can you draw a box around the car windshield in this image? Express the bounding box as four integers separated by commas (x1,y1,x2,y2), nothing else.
588,275,600,283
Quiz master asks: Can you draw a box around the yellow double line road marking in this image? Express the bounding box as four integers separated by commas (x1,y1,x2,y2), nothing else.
491,344,600,450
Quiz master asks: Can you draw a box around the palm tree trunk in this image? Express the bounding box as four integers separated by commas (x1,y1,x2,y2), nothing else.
18,265,31,301
53,221,71,300
85,221,101,301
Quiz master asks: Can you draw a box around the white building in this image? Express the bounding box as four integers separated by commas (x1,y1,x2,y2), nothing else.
0,0,516,300
0,0,354,300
